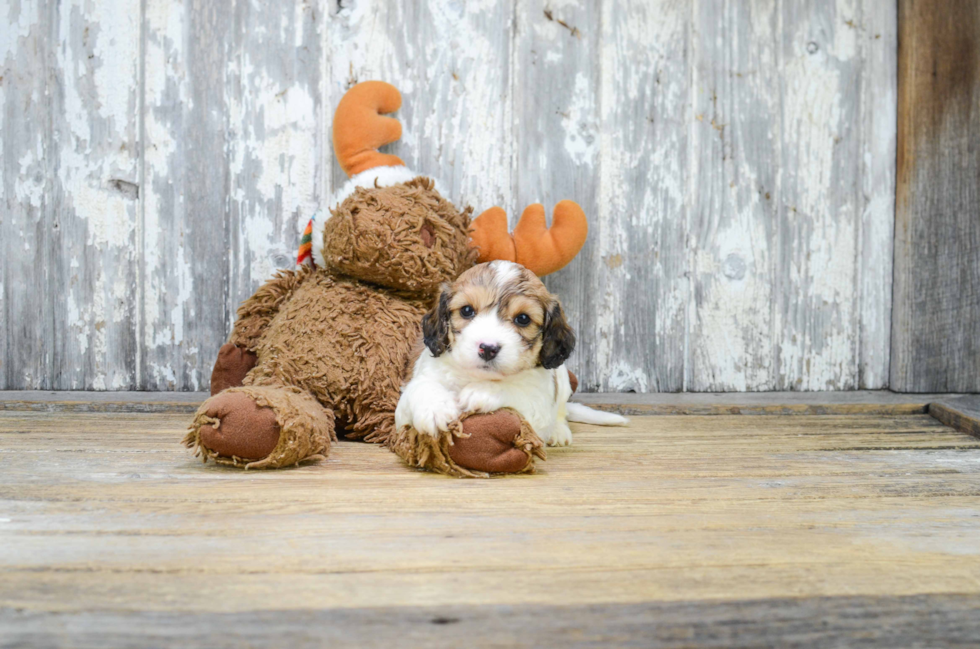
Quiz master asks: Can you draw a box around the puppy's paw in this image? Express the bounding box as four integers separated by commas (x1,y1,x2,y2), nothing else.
547,421,573,447
412,397,460,438
456,386,504,415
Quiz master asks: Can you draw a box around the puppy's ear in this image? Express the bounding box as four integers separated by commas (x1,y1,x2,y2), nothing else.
539,301,576,369
422,287,453,356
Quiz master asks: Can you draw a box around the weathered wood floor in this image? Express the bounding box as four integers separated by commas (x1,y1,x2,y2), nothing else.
2,397,980,647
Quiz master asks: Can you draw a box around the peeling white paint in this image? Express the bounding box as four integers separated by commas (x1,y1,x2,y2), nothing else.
15,147,44,208
607,361,650,392
168,246,192,347
561,73,598,167
1,1,36,54
141,0,185,346
0,0,898,392
3,0,143,389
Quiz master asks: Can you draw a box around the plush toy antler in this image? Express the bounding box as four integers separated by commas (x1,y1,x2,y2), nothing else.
300,81,417,268
333,81,405,177
469,201,588,277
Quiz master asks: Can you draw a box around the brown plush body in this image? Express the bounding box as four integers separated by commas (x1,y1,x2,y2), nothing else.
243,269,429,441
184,81,586,475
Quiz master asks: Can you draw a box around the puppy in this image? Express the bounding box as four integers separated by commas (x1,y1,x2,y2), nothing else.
395,260,627,446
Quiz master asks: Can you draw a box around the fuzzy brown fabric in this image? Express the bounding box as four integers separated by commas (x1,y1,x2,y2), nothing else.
229,268,308,351
210,344,258,396
322,178,476,293
244,270,432,443
188,180,477,468
389,409,546,478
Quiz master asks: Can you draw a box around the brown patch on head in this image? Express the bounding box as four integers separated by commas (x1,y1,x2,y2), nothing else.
538,299,575,369
321,178,477,293
421,288,453,356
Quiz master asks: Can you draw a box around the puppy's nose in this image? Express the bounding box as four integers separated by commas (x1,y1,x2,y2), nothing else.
478,343,500,361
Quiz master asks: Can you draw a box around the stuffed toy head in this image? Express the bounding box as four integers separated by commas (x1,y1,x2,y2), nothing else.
297,81,589,288
322,178,474,293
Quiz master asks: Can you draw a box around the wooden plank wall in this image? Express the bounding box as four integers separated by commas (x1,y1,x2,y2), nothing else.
892,0,980,393
2,0,142,390
1,0,897,392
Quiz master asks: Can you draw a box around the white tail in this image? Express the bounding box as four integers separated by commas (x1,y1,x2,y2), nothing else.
566,402,629,426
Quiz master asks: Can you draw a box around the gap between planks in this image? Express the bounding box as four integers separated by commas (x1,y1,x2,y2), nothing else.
1,392,978,438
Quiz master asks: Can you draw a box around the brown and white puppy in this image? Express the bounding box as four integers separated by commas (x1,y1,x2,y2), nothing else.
395,261,627,446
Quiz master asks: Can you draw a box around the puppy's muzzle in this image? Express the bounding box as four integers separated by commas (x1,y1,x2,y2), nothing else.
478,343,501,361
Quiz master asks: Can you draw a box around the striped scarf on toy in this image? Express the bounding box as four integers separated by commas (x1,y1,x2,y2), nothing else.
296,214,316,268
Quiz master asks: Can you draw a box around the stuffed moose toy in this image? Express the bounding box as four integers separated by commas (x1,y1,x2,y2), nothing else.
183,81,587,476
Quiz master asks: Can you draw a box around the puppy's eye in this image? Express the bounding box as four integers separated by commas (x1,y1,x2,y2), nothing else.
460,305,476,319
514,313,531,327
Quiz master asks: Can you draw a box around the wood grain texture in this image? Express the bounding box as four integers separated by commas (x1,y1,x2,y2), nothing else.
2,0,141,390
326,0,515,215
140,0,232,391
3,388,968,416
892,0,980,392
512,0,600,390
5,596,980,648
140,0,323,390
929,395,980,439
1,1,898,391
688,0,780,391
776,1,895,391
859,1,898,390
1,408,979,645
688,0,896,391
593,0,689,392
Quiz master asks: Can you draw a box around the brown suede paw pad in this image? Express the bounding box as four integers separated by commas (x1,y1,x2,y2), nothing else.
210,343,258,396
449,411,537,474
196,391,281,460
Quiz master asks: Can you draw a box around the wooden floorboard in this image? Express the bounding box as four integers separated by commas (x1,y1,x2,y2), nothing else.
931,395,980,439
573,390,963,416
4,595,980,649
2,407,980,646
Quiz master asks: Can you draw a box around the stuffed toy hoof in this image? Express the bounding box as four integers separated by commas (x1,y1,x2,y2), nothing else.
449,411,545,473
184,386,334,469
209,343,258,396
388,408,546,478
195,391,280,460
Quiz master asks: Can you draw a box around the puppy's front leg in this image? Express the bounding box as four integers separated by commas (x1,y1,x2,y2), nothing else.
396,380,460,438
456,384,505,415
548,419,573,447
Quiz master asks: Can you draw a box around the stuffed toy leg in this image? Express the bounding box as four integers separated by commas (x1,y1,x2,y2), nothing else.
389,409,547,478
184,383,335,470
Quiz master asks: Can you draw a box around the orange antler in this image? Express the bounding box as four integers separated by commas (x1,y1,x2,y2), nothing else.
332,81,405,177
469,200,588,277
